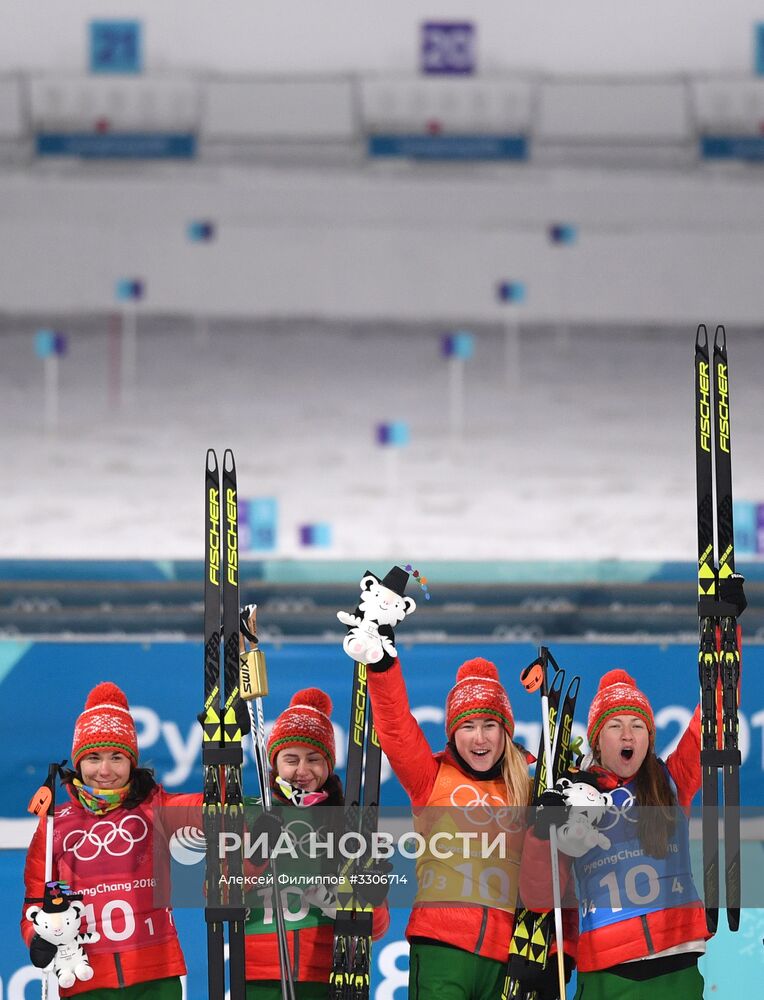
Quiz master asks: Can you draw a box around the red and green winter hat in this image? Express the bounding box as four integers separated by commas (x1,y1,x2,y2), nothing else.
71,682,139,768
267,688,336,770
587,669,655,749
445,658,515,739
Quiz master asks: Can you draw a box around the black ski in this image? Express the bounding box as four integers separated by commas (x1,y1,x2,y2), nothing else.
330,660,381,1000
695,325,742,933
202,449,225,999
221,450,248,992
202,448,247,999
503,649,579,1000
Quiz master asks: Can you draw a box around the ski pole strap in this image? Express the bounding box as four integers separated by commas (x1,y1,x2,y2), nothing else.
698,597,740,618
203,746,243,766
701,748,741,767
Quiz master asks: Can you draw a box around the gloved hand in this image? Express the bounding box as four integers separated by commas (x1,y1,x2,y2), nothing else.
533,789,568,841
303,882,337,919
354,859,394,907
506,953,574,1000
29,933,57,969
249,809,285,859
719,573,747,617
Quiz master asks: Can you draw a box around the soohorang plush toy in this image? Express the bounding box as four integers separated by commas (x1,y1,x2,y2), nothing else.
337,567,416,664
554,772,613,858
25,881,100,988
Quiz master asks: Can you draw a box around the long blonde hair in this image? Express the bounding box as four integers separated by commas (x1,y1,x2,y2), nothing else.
501,733,533,808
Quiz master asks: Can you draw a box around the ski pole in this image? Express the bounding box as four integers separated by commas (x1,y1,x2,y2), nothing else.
27,761,65,1000
521,649,567,1000
240,605,296,1000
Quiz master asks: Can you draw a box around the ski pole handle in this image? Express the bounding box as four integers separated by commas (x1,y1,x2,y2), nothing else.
520,646,550,696
27,761,64,818
522,649,567,999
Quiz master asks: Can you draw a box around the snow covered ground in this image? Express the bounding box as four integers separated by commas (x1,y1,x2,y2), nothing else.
3,316,763,562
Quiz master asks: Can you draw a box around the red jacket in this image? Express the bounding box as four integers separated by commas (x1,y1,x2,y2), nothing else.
519,705,711,972
368,661,580,963
22,785,200,995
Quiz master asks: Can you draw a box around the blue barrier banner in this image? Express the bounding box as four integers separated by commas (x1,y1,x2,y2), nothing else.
368,135,528,161
2,640,764,814
3,640,764,998
36,133,196,159
700,136,764,161
3,559,764,585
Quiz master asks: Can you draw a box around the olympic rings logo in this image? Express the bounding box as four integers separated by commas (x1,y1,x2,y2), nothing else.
62,815,149,861
597,788,637,832
449,784,524,833
281,819,325,857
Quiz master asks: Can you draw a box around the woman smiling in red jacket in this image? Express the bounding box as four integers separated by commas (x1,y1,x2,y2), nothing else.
368,653,536,1000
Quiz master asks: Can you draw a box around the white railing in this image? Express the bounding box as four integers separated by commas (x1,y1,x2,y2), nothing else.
27,74,201,133
0,71,762,161
360,75,533,134
691,76,764,135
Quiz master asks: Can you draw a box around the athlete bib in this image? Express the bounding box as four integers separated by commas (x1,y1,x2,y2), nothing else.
576,781,700,933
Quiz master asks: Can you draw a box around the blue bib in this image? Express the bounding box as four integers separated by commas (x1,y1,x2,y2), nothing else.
575,778,700,933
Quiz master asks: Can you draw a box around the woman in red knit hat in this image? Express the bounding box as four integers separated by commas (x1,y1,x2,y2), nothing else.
366,649,547,1000
244,687,389,999
521,668,709,999
21,681,201,999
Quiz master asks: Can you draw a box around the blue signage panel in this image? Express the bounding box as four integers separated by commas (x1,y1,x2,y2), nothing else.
3,640,763,815
700,136,764,161
241,497,278,552
37,133,196,159
441,331,475,360
368,134,527,161
421,22,476,75
756,23,764,75
90,20,143,74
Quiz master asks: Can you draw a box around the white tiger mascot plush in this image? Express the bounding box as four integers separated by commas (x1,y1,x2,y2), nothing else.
554,772,613,858
26,881,101,989
337,567,416,664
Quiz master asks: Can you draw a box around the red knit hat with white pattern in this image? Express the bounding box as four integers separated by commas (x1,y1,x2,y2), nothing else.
71,682,139,768
587,669,655,749
267,688,336,770
445,658,515,739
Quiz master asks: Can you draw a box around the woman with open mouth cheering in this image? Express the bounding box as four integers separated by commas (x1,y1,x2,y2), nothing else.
522,669,709,1000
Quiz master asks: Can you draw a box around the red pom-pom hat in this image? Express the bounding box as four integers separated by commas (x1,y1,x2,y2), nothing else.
267,688,336,769
71,681,139,768
587,669,655,749
445,658,515,738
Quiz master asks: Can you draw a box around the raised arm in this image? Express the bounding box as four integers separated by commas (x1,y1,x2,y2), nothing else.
367,660,440,807
666,704,702,813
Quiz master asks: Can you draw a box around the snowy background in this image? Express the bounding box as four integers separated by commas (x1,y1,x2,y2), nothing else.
3,316,762,562
2,5,764,996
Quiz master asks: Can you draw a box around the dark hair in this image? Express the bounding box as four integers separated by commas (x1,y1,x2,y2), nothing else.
633,753,677,858
61,766,158,809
